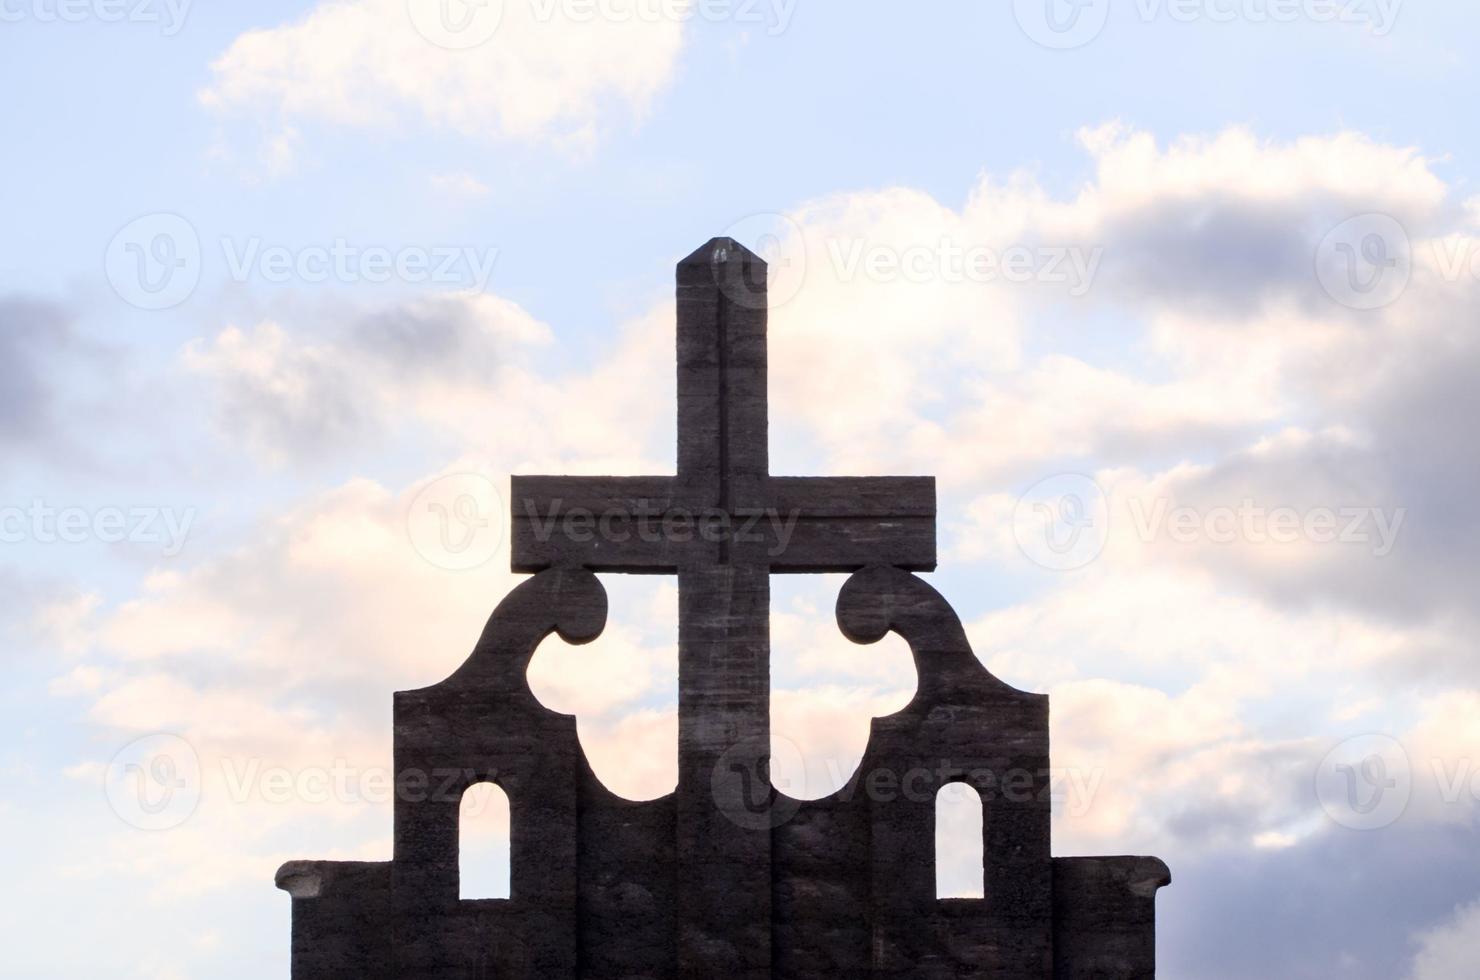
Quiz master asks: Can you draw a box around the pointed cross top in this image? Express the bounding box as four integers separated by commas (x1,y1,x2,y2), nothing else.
678,235,765,265
512,236,935,574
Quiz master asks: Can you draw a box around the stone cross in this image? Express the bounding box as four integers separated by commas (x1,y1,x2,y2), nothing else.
279,236,1170,978
511,238,936,976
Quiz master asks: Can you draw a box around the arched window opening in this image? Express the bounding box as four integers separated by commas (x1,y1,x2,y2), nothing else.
459,781,511,900
936,782,985,899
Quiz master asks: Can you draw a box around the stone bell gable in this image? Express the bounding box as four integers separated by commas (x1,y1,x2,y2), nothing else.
277,238,1170,978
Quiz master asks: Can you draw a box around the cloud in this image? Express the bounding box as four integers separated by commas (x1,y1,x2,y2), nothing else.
182,291,552,464
199,0,688,159
0,296,76,447
1093,300,1480,629
964,565,1392,849
144,123,1478,834
752,123,1480,642
183,289,679,473
1076,124,1446,314
757,124,1454,493
49,286,698,909
51,121,1480,978
52,465,675,903
430,171,491,199
1409,899,1480,980
1160,826,1480,980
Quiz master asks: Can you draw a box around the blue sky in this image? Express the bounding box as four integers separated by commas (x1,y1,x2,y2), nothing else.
5,1,1480,977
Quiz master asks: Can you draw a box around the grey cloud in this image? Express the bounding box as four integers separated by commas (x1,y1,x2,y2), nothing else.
1090,192,1455,319
351,295,507,380
1097,198,1321,316
1141,276,1480,636
208,346,370,464
0,297,74,446
193,294,527,464
1159,825,1480,979
1155,743,1318,849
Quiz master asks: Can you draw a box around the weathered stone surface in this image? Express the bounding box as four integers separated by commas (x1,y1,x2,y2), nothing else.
278,238,1170,977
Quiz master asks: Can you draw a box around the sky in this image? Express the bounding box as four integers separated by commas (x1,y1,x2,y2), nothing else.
3,0,1480,976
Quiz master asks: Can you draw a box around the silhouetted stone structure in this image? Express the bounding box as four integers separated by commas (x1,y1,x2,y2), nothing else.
277,239,1171,978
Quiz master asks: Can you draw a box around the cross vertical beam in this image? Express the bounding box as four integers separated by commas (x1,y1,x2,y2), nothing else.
674,241,772,978
510,237,938,978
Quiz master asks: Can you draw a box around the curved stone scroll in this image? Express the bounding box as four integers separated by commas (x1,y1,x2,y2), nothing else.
838,564,1040,706
391,566,605,977
835,566,1169,978
838,565,1056,976
276,567,609,980
436,564,608,694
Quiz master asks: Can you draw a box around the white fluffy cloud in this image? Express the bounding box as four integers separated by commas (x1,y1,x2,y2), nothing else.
759,124,1452,489
199,0,688,156
139,124,1480,855
1408,899,1480,980
53,121,1480,978
55,463,685,901
60,300,689,899
182,290,673,471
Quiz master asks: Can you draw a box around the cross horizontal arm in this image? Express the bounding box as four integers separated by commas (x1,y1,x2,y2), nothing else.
511,474,937,574
768,476,937,573
511,475,684,573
